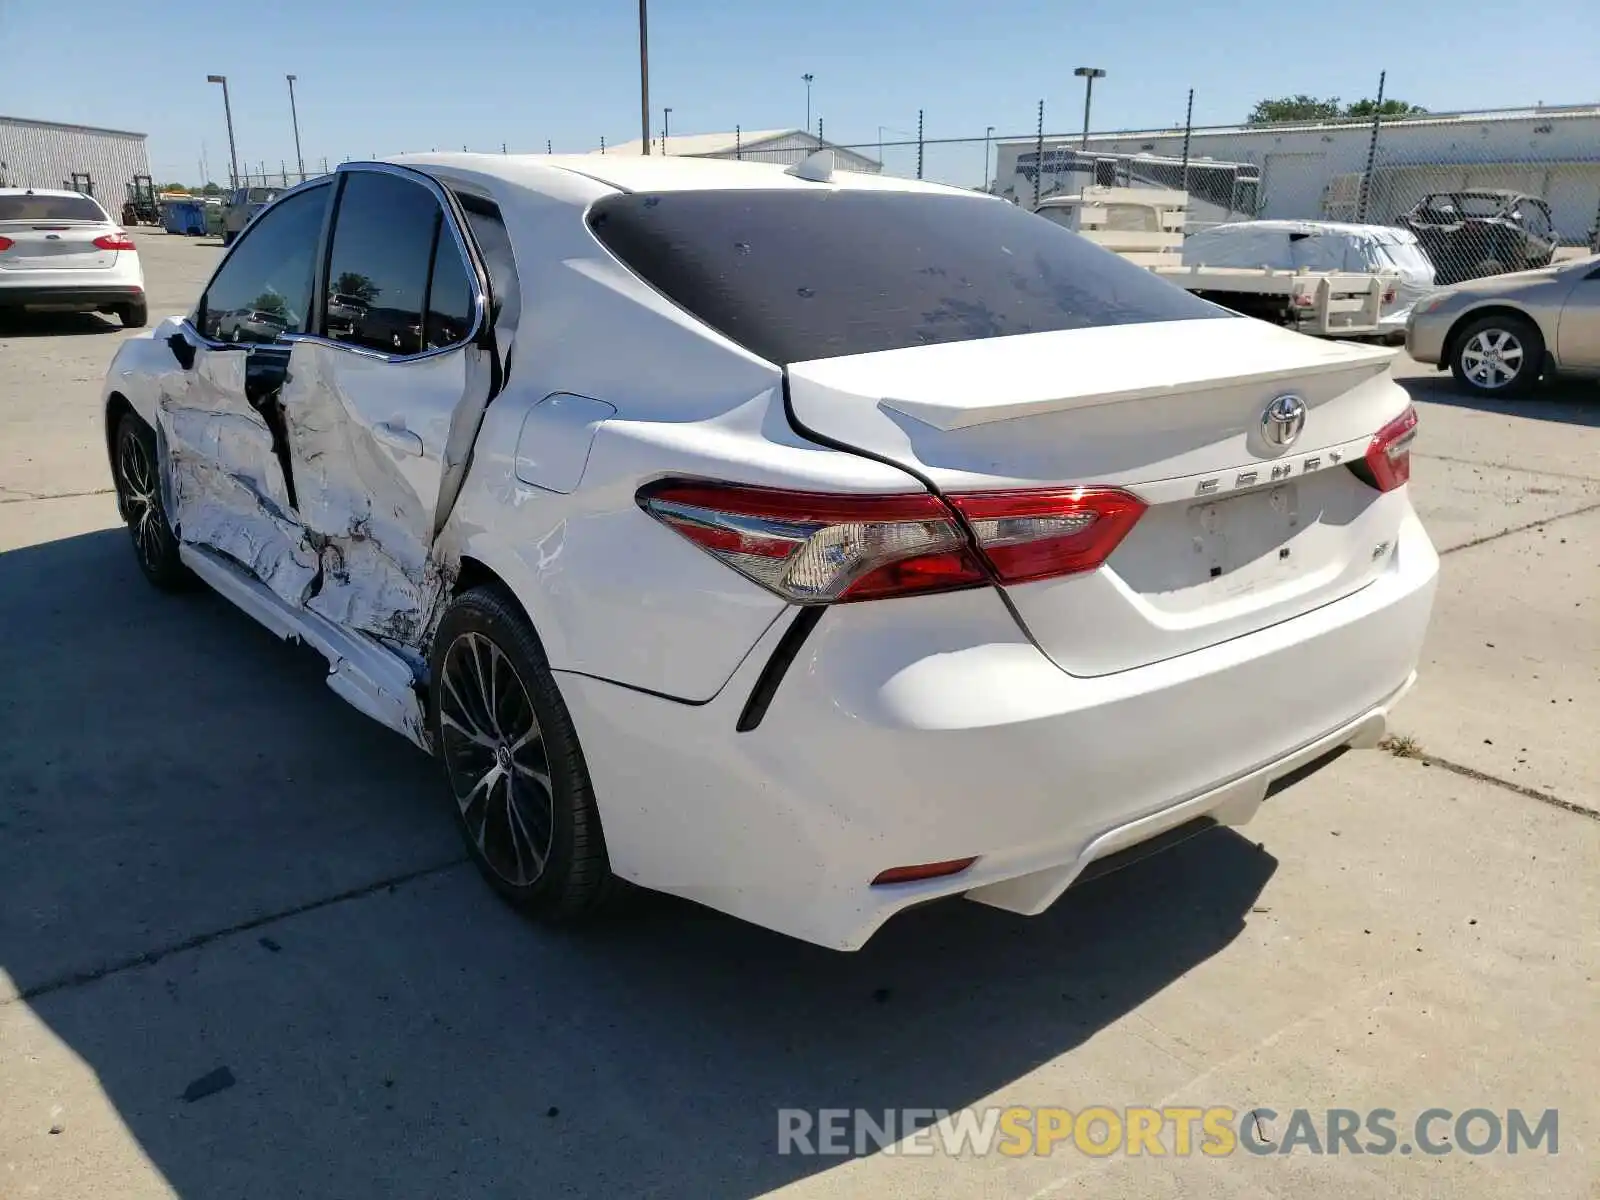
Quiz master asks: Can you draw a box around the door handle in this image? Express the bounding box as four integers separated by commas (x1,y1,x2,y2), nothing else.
373,421,424,457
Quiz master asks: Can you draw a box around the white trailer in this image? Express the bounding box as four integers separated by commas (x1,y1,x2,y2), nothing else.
1034,187,1397,338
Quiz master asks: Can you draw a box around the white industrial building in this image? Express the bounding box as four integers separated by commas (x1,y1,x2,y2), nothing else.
0,115,152,212
995,103,1600,243
591,128,880,174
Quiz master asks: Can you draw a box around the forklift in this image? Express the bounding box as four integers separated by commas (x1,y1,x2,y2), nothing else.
122,175,160,226
65,171,94,195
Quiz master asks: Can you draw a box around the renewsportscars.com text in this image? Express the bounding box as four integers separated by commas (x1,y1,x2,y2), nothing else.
777,1106,1559,1158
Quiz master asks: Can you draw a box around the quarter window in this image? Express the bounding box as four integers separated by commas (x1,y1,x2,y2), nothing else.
198,182,329,343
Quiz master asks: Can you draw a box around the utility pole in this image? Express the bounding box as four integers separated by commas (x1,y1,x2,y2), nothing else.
286,74,305,180
803,73,814,134
983,125,995,192
206,75,240,188
1074,66,1106,149
663,107,672,153
638,0,651,153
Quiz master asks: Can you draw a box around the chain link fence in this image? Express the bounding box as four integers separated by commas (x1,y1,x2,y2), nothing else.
823,99,1600,284
211,94,1599,284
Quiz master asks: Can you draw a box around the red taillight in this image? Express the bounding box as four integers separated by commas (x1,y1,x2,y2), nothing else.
0,236,12,251
1382,285,1397,306
872,857,978,886
636,478,1145,603
948,488,1146,584
93,231,136,251
1364,406,1418,492
637,480,985,604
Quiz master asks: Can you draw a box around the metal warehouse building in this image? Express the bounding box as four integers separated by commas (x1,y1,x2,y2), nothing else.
0,115,152,211
591,128,881,173
997,103,1600,243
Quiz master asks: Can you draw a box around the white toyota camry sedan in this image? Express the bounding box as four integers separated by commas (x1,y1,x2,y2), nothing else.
101,152,1437,950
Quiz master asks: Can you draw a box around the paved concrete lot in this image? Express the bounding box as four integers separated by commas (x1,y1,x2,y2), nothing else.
1,230,1596,1198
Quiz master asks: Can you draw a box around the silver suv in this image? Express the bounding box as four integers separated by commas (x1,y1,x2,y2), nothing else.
221,187,282,246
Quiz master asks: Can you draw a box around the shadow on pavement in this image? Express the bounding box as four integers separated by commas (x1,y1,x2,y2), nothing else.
1,527,1276,1198
1399,373,1600,426
0,311,123,337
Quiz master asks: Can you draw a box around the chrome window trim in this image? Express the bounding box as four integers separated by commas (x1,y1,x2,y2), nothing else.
284,160,488,366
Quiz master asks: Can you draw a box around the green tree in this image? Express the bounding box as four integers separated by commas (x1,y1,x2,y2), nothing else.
1246,95,1344,124
251,290,289,318
1247,95,1429,124
1344,97,1428,119
333,271,381,304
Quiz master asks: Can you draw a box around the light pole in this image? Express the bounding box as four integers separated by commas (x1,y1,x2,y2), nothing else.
1074,67,1106,150
206,74,240,187
286,74,305,181
638,0,651,154
803,73,814,134
663,106,672,153
984,125,995,191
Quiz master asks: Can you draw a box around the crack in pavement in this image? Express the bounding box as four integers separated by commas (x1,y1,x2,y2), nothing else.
6,857,470,1007
0,486,116,505
1398,753,1600,822
1437,497,1600,557
1417,451,1600,485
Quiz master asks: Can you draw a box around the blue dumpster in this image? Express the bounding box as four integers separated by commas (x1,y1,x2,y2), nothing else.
161,198,209,236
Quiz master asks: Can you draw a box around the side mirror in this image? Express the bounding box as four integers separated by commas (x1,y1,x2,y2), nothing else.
167,330,196,370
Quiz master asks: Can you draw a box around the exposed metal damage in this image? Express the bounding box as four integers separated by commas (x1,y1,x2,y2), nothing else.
154,333,499,751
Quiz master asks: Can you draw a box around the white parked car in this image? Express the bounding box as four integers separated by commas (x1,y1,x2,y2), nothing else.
1181,220,1437,338
0,187,147,326
101,154,1438,950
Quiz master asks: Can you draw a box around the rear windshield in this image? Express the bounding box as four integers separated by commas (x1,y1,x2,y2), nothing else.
588,189,1226,365
0,194,107,222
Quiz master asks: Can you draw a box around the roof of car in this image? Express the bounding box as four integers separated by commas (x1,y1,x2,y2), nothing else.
1196,219,1419,242
0,186,98,198
386,152,968,201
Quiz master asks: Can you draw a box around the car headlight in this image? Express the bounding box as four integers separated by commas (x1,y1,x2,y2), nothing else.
1411,292,1450,317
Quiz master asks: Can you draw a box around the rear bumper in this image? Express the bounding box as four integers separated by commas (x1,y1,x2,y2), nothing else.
558,510,1438,950
0,283,144,310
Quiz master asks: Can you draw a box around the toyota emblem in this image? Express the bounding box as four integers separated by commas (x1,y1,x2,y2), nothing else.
1261,394,1307,448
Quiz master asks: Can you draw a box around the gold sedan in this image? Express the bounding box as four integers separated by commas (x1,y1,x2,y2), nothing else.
1406,255,1600,396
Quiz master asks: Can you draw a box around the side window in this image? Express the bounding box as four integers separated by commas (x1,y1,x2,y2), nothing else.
321,170,439,356
198,183,329,343
1527,204,1552,239
424,230,475,350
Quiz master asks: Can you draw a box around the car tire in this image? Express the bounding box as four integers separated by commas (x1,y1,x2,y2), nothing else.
429,585,620,922
1450,313,1543,397
113,411,190,590
119,300,148,329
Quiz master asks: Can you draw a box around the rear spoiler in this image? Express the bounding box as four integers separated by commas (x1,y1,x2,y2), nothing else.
792,318,1395,432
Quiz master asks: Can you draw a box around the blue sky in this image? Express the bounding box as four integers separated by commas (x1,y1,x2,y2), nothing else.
3,0,1594,186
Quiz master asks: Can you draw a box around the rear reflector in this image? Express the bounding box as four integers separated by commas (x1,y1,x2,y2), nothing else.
93,232,136,251
636,479,1146,604
872,857,978,886
0,236,11,251
1363,405,1418,492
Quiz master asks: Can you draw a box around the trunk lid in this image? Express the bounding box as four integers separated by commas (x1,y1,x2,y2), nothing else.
0,221,117,271
787,316,1408,676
